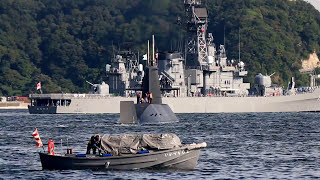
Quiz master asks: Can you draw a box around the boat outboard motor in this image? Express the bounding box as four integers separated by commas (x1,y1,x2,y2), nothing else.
120,66,179,125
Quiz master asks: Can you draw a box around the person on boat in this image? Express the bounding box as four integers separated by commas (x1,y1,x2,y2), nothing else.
146,93,150,103
149,93,152,104
137,93,141,104
140,97,145,103
86,134,102,154
144,93,149,103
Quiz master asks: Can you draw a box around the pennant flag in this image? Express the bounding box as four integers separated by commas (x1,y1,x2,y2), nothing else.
37,82,41,90
155,53,158,59
32,128,43,147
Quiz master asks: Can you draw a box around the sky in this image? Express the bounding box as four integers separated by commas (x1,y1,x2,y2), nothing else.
305,0,320,11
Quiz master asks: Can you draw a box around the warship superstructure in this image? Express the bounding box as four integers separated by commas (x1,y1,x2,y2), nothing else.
157,0,250,98
106,50,144,97
28,0,320,114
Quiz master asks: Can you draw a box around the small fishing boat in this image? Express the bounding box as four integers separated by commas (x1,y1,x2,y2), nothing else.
38,133,206,170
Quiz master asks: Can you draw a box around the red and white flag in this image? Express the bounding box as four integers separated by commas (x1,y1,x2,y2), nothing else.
32,128,43,147
37,82,41,90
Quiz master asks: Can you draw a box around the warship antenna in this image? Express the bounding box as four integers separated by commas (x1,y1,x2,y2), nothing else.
224,25,226,46
177,16,182,53
184,37,187,63
112,40,115,60
238,28,241,62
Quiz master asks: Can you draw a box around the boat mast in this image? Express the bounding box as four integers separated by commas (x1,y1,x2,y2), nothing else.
152,34,155,66
147,40,150,66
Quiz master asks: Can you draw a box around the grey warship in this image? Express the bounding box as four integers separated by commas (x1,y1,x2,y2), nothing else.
28,0,320,114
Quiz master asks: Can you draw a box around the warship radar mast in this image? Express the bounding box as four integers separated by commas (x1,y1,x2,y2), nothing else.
156,0,250,97
184,0,209,67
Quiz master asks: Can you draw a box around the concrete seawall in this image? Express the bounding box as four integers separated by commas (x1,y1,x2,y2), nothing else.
0,102,29,109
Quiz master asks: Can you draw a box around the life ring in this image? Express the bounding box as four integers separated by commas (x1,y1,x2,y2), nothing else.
48,139,55,155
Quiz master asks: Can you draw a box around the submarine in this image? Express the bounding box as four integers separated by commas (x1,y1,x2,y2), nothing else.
120,66,179,124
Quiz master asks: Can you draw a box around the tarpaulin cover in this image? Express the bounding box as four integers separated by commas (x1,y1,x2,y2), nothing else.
100,133,181,155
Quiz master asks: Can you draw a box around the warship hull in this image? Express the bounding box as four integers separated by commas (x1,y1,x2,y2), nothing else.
163,88,320,113
39,146,202,170
28,88,320,114
28,94,130,114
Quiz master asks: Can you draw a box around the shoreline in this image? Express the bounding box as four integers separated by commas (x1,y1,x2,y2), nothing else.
0,102,29,110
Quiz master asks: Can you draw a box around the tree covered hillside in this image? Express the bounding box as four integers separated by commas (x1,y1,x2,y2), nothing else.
0,0,319,96
207,0,320,85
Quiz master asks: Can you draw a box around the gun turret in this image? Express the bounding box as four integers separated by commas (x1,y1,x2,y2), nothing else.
86,80,94,86
86,81,110,95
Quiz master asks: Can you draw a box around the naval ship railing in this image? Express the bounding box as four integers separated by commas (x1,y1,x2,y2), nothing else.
29,93,119,99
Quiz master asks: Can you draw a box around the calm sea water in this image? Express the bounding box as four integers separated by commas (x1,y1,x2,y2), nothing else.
0,110,320,179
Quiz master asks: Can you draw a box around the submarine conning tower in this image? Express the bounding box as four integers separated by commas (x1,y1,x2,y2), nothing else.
120,66,179,125
142,66,162,104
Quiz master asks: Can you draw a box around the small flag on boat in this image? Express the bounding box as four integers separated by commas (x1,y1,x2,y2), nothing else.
37,82,41,90
32,128,43,147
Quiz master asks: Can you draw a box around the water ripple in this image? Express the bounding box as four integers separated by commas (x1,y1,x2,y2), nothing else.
1,110,320,179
